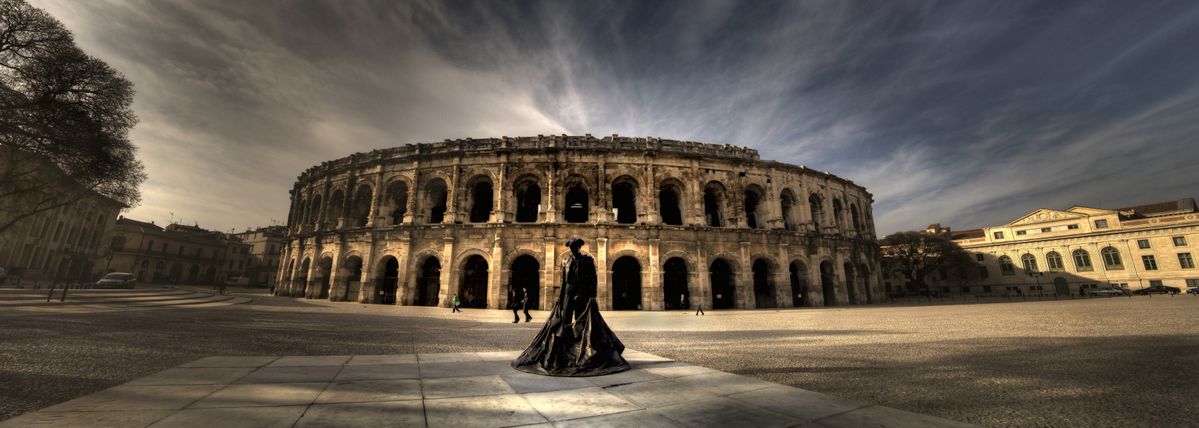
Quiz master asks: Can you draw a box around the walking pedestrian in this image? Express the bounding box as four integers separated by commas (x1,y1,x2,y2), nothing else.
1078,285,1086,298
522,287,531,322
509,288,520,323
679,293,687,311
452,293,461,313
695,301,705,316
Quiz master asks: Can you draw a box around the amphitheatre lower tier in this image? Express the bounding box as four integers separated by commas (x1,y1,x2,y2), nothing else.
276,135,880,310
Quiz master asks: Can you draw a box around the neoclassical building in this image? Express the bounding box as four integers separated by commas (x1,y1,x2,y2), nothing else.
884,198,1199,296
276,136,881,311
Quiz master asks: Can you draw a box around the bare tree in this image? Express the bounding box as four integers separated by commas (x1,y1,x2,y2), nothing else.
880,231,977,294
0,0,144,234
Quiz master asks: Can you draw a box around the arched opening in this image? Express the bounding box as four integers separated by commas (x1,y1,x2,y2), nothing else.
844,262,857,305
341,256,363,301
820,261,836,306
385,181,409,225
187,264,200,283
859,264,873,303
611,256,642,310
459,255,489,308
377,257,399,304
704,182,725,227
744,185,765,229
753,259,776,308
351,185,372,227
663,258,689,309
514,177,541,223
780,190,796,231
710,259,735,309
850,204,861,233
327,189,345,226
789,261,808,307
833,199,844,230
308,195,323,226
204,266,216,284
282,259,294,292
612,178,638,224
564,183,589,223
467,177,493,223
658,182,683,226
296,258,310,295
510,255,540,310
425,179,448,224
317,256,333,299
809,194,823,232
1053,276,1069,296
414,257,440,306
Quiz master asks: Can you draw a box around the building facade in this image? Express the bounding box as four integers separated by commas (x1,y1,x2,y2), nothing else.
276,136,881,311
108,218,230,285
886,198,1199,296
231,226,286,287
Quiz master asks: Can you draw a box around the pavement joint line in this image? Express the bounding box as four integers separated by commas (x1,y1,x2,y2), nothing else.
291,362,349,428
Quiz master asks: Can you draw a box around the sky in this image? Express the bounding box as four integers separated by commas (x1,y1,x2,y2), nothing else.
30,0,1199,235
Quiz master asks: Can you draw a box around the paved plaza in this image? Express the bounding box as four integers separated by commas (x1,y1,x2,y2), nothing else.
2,291,1198,426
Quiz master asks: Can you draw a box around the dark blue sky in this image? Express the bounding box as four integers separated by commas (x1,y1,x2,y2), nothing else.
35,0,1199,233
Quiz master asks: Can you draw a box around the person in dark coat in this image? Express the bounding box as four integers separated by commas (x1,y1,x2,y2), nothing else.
509,288,521,323
512,237,630,376
522,287,532,322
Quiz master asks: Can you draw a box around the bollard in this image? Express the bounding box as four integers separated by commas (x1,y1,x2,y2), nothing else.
60,283,68,302
46,284,55,302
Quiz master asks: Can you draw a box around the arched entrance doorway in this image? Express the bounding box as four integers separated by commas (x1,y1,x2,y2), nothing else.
710,259,735,309
204,266,216,284
296,258,310,296
663,258,689,309
1053,277,1069,296
658,182,684,226
317,256,333,299
612,179,638,224
459,255,489,308
414,257,440,306
611,256,642,310
187,264,200,283
425,179,448,224
377,257,399,304
753,259,776,308
564,184,589,223
514,178,541,223
510,255,540,310
790,261,808,307
844,262,857,305
820,261,836,306
341,256,363,301
467,177,493,223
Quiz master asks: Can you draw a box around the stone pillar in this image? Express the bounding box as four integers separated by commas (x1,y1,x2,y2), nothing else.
596,237,609,310
647,238,660,310
446,160,461,224
695,244,711,310
597,161,608,224
543,238,557,310
545,165,557,223
776,244,793,307
404,178,418,225
738,241,753,309
493,161,506,223
368,169,384,228
488,234,504,309
327,250,342,301
438,234,455,307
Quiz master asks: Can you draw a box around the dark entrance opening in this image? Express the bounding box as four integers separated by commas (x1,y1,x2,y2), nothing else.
704,183,724,227
790,261,808,307
295,259,309,295
415,257,439,306
1053,277,1069,296
511,255,540,310
342,256,363,301
781,190,796,230
352,186,372,227
426,179,448,224
809,194,823,232
710,259,735,309
515,180,541,223
844,262,857,305
386,181,409,225
187,264,200,283
745,189,762,229
565,185,589,223
659,184,683,225
378,257,399,304
753,259,776,308
663,258,689,309
611,256,642,310
821,261,836,306
612,181,637,224
459,255,489,308
469,179,493,223
318,257,333,299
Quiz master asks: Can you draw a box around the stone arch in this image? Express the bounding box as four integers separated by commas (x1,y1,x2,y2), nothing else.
809,193,824,231
562,174,591,223
709,257,737,309
858,262,873,303
820,259,836,306
375,255,400,304
611,256,642,310
411,253,441,306
509,254,541,310
423,177,449,224
833,198,844,230
611,175,639,224
315,254,334,299
382,177,411,225
850,203,862,233
512,173,544,223
789,258,810,307
843,261,857,304
462,173,494,223
658,178,686,226
744,184,767,229
704,181,728,227
780,188,798,231
350,183,373,227
326,188,346,225
458,254,490,308
752,256,778,308
338,252,365,301
308,194,324,226
187,264,200,283
663,256,690,310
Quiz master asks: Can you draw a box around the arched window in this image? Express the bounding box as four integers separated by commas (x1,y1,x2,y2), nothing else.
466,176,494,223
1073,249,1093,272
564,182,589,223
611,177,638,224
424,179,448,224
998,256,1015,275
514,177,541,223
704,182,726,227
1045,251,1064,271
744,186,764,229
1101,247,1123,269
809,194,824,232
384,181,409,225
658,181,684,226
1021,254,1038,273
351,185,373,227
780,190,796,231
850,204,861,232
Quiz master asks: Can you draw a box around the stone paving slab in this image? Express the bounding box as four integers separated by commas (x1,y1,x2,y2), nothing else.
0,350,978,428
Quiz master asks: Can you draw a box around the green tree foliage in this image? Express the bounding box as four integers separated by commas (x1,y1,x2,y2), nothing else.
0,0,144,233
880,231,977,293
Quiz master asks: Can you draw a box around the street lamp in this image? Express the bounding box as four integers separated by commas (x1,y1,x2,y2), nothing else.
1026,270,1043,296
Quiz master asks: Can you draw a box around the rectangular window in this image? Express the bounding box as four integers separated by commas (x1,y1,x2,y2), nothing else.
1142,255,1158,270
975,254,984,261
1150,280,1163,287
1041,227,1052,233
978,266,989,279
1016,230,1027,236
1187,279,1199,287
1094,219,1109,229
1067,224,1079,230
1137,239,1150,249
1179,253,1196,269
1174,236,1188,246
993,231,1004,239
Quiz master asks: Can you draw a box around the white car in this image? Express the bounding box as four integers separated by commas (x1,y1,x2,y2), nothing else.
1085,287,1128,297
95,272,136,289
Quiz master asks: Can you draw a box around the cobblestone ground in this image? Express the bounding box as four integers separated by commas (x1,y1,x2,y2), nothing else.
2,293,1196,427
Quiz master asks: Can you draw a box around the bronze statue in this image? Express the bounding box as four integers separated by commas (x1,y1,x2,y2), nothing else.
512,237,631,376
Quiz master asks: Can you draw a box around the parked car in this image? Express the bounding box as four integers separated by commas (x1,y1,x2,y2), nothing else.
95,272,136,289
1186,287,1199,295
1085,287,1129,297
1133,285,1181,295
